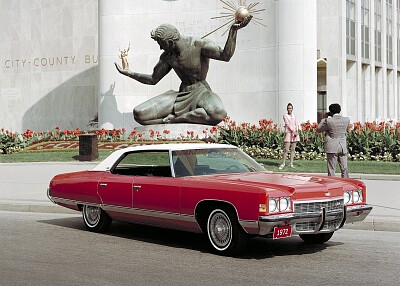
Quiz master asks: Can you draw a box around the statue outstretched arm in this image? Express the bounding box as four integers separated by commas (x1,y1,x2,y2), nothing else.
114,59,171,85
201,16,253,62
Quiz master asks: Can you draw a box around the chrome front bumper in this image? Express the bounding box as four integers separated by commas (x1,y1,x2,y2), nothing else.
258,204,373,236
47,187,56,204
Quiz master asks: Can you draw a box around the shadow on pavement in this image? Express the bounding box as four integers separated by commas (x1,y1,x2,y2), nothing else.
38,216,343,259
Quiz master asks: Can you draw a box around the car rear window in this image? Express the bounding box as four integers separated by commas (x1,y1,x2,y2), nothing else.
112,151,171,177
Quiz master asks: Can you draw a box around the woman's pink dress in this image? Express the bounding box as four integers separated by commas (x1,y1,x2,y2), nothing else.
283,113,300,143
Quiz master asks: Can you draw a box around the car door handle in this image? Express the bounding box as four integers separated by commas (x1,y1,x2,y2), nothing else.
133,185,141,191
99,183,107,187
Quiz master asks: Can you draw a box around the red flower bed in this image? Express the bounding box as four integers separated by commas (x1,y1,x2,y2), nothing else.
1,118,399,161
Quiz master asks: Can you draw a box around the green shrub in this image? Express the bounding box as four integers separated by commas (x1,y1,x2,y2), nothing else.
0,130,27,154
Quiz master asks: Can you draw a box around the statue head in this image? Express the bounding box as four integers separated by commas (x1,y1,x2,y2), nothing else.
151,24,180,42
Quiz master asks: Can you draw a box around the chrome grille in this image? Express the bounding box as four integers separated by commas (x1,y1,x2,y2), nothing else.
293,198,344,232
294,198,344,213
295,218,343,232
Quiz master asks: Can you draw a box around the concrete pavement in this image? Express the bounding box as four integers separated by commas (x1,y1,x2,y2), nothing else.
0,162,399,232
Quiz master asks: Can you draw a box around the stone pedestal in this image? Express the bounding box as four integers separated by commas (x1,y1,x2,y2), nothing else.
79,134,99,161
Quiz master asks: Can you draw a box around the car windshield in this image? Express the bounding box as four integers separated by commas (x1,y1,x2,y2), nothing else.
172,148,265,177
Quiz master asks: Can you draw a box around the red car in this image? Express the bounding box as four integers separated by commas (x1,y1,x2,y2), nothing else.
48,143,372,256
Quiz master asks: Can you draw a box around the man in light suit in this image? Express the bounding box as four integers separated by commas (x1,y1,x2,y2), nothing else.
317,103,350,178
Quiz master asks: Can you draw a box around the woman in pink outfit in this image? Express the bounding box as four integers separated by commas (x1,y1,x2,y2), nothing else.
279,103,300,169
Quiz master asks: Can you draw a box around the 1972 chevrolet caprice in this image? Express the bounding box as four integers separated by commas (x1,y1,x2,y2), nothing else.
48,143,372,255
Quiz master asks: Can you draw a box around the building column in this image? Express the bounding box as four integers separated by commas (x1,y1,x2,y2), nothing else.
98,0,125,130
277,0,317,125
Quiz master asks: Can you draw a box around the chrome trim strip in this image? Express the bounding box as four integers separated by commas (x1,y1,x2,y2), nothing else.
101,204,131,212
259,209,344,222
293,196,343,204
180,214,197,223
314,207,326,233
52,197,87,206
239,220,259,230
102,205,181,220
169,150,177,177
336,205,347,230
51,196,187,222
347,204,373,212
345,204,373,223
47,188,56,204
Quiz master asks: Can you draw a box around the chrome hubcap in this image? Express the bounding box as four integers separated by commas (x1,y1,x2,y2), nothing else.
208,210,232,250
84,205,100,226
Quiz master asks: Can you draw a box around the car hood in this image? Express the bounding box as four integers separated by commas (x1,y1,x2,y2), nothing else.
189,172,362,199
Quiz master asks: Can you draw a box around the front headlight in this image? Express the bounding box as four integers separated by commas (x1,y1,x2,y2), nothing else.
344,191,352,204
344,190,363,205
353,190,363,203
269,198,278,212
269,197,291,213
279,197,290,211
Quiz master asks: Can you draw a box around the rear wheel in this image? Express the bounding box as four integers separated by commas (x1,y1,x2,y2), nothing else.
82,205,111,233
299,232,334,244
206,207,247,256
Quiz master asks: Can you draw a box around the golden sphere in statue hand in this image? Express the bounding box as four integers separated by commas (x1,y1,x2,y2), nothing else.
234,6,250,22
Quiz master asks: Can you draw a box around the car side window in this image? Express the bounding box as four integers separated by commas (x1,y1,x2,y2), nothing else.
172,149,245,176
112,151,172,177
196,151,246,173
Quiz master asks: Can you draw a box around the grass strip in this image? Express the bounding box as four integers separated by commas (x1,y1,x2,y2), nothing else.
0,150,398,175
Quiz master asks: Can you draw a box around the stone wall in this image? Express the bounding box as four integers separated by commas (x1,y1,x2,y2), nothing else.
1,0,318,132
0,0,99,132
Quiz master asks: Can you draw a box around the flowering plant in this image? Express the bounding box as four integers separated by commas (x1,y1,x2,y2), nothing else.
217,117,283,149
1,119,399,161
0,128,27,154
214,118,400,162
347,121,400,161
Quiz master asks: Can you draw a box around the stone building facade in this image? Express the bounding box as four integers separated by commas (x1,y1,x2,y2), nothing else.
1,0,398,133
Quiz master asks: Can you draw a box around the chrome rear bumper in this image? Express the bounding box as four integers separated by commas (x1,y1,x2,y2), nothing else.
258,204,372,236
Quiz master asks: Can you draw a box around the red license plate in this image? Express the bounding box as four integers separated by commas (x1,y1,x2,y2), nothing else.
273,225,292,239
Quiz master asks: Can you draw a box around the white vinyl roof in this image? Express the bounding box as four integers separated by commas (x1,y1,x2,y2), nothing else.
91,143,236,172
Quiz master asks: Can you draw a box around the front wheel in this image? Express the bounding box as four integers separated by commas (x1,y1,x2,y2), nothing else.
82,205,112,233
299,232,334,244
206,207,247,256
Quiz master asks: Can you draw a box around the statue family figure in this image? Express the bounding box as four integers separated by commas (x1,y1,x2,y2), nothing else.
115,16,252,125
119,43,130,70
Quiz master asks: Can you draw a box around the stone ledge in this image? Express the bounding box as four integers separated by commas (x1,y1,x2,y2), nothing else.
0,203,79,214
23,139,205,152
134,123,216,140
344,220,400,232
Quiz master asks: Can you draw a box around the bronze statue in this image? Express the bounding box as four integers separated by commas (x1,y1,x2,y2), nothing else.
115,16,252,125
